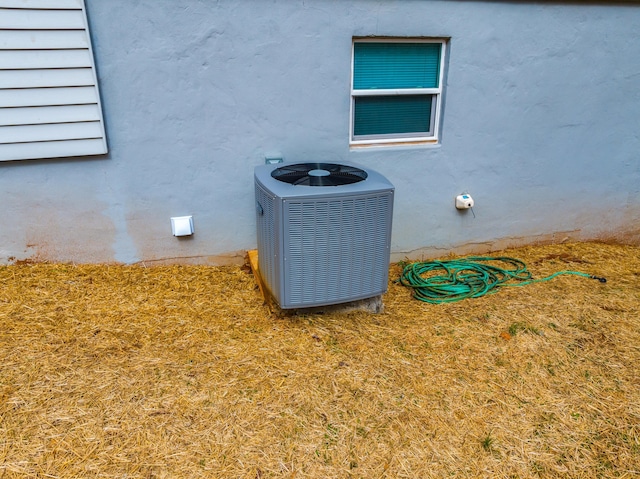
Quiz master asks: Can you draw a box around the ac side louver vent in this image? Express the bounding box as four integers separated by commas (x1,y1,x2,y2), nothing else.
255,161,394,309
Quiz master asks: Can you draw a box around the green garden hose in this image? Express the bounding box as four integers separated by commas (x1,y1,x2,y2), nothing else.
397,256,606,304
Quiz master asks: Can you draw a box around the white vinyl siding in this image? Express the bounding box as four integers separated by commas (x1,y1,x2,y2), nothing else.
0,0,107,162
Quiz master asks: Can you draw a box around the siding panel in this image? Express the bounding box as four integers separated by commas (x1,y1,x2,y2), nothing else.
0,121,103,144
0,49,93,69
0,104,101,126
0,0,83,8
0,68,95,88
0,9,85,29
0,0,107,160
0,87,99,107
0,138,105,162
0,30,89,50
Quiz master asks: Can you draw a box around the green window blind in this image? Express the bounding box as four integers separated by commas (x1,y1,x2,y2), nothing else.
353,42,441,90
353,95,432,136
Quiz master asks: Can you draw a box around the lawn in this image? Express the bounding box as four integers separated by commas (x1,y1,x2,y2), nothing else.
1,242,638,478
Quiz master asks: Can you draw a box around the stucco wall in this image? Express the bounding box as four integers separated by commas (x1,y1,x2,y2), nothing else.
1,0,639,264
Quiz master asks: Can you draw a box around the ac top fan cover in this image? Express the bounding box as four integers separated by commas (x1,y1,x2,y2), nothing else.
254,161,394,309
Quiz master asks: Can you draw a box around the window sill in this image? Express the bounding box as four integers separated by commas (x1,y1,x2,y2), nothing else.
349,139,440,150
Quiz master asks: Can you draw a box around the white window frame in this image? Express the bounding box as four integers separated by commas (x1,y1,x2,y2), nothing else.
349,37,446,148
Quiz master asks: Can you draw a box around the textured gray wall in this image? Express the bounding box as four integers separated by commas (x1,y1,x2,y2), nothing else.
1,0,639,264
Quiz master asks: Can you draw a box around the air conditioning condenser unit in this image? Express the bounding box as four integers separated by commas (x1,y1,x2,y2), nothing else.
254,161,394,309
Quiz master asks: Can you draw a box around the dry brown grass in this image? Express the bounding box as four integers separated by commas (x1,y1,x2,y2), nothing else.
0,242,639,478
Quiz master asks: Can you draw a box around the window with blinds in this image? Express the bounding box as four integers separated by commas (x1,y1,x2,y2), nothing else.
0,0,107,162
350,39,446,146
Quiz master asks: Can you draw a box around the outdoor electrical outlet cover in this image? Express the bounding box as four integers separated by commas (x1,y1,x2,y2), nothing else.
455,194,474,210
171,216,194,236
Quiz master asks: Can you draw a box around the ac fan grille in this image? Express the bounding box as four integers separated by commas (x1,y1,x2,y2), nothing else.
271,162,368,186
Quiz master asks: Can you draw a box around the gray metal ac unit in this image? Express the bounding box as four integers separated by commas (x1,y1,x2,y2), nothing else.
254,161,394,309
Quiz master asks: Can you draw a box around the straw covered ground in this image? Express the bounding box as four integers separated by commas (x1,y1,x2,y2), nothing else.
1,242,639,478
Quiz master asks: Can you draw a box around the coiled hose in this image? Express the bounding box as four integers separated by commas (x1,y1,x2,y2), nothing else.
397,256,606,304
